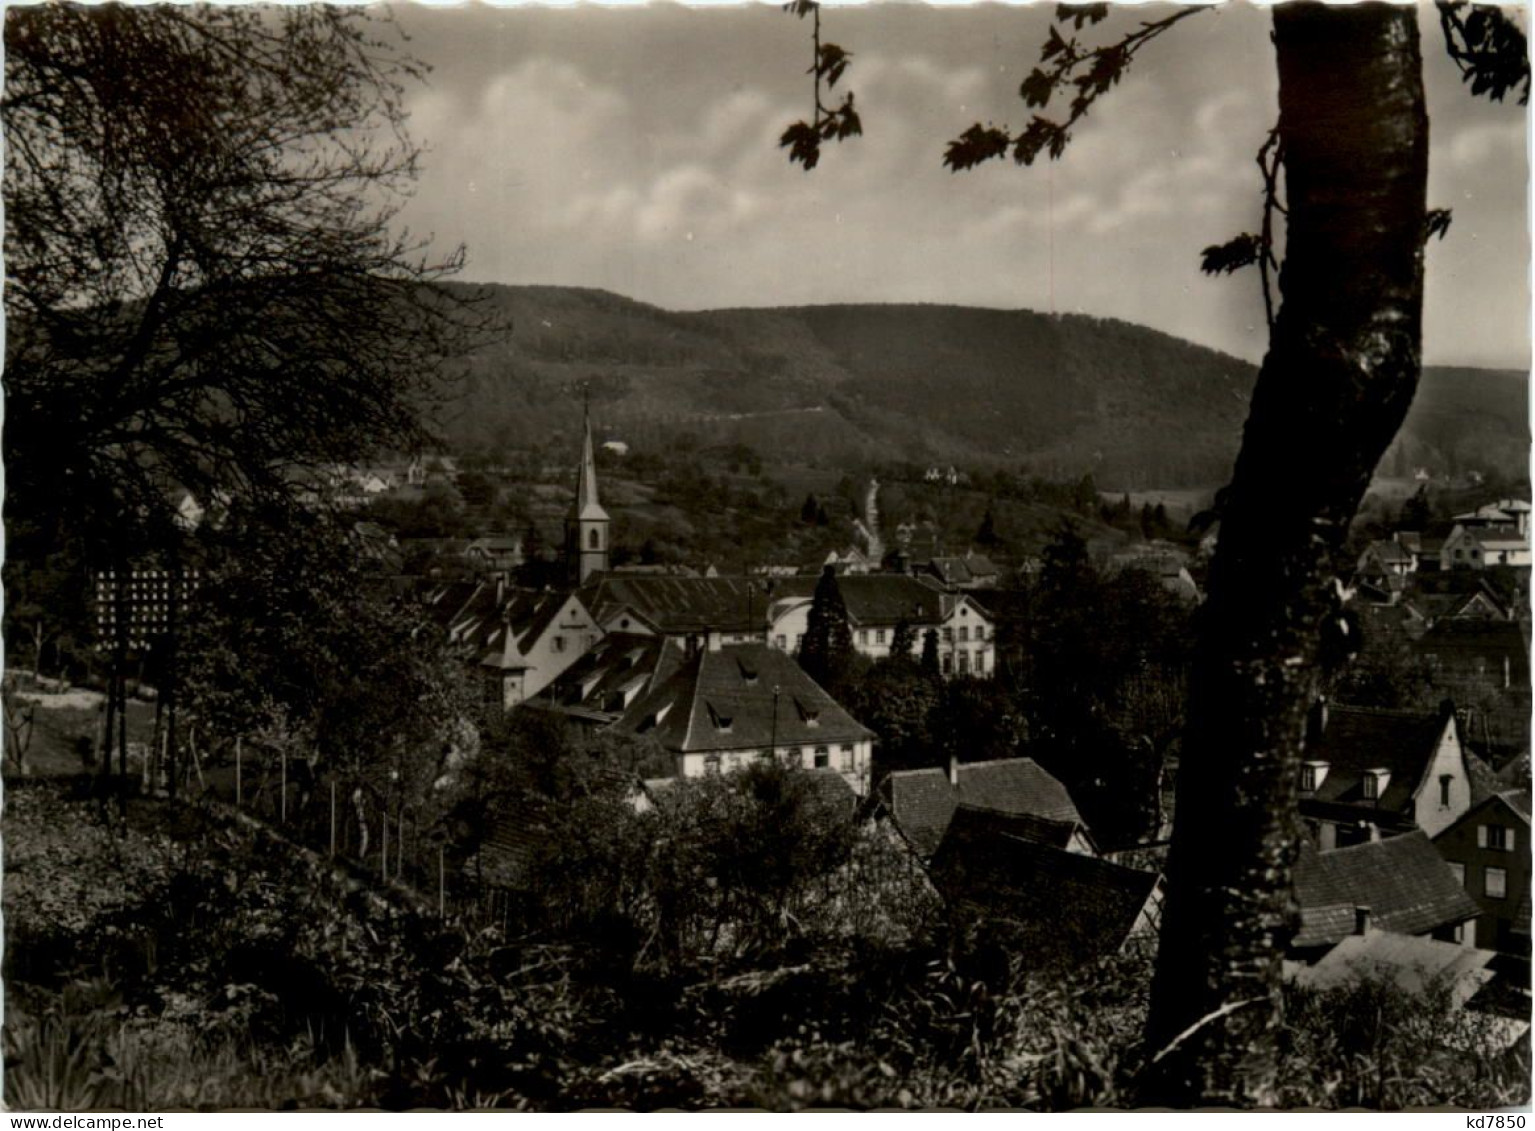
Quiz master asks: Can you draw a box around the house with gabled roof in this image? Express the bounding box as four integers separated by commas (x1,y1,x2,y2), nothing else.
608,643,876,793
443,582,604,713
1358,537,1416,580
876,757,1087,859
1441,522,1531,571
916,551,1001,590
1432,789,1532,954
766,574,996,678
1290,831,1482,953
1298,702,1473,848
930,812,1162,965
579,574,770,652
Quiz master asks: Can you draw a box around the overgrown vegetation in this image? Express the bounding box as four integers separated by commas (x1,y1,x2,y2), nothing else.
6,761,1525,1110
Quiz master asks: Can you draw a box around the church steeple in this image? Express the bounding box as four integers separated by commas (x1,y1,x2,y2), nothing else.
569,393,610,584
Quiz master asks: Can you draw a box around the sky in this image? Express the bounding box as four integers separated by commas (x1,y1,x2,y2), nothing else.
391,2,1530,368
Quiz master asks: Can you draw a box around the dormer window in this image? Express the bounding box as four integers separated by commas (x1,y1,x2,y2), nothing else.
795,698,821,726
1361,768,1390,801
707,702,733,733
737,658,758,684
1301,761,1329,792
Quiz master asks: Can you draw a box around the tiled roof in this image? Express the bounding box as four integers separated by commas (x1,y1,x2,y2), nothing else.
1366,540,1413,565
930,819,1160,962
1499,788,1532,825
529,632,685,719
477,590,576,666
957,759,1082,824
944,804,1092,853
609,643,874,755
880,758,1083,857
580,575,768,634
881,768,957,856
1300,705,1453,816
1291,832,1482,948
771,573,948,627
1464,749,1505,804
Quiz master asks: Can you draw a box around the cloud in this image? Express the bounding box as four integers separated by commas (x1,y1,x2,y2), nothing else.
395,5,1527,368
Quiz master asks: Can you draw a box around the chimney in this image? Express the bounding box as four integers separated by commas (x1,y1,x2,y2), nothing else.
1354,905,1372,936
1305,695,1329,745
947,753,959,788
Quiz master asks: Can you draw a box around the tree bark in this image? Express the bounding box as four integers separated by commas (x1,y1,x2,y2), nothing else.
1145,2,1427,1106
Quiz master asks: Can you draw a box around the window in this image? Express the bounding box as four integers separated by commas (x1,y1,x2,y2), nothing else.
814,746,830,768
1448,861,1466,888
1485,866,1507,899
958,651,970,675
943,627,954,642
875,629,886,645
775,634,787,650
1479,824,1511,851
588,528,600,550
857,630,868,645
704,753,722,776
974,625,986,642
942,654,953,675
795,634,804,651
1439,774,1453,807
958,626,969,643
1362,772,1379,801
840,745,854,771
552,635,566,653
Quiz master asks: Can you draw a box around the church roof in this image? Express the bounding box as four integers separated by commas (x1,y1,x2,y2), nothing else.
575,407,609,523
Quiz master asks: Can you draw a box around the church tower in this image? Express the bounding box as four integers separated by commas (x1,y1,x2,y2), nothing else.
567,399,610,584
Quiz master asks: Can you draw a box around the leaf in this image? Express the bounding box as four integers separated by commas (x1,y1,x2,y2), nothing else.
1041,25,1069,62
1198,233,1264,276
1057,3,1110,29
1424,207,1453,243
782,0,818,18
817,42,851,89
779,120,821,170
942,124,1014,171
1020,68,1055,109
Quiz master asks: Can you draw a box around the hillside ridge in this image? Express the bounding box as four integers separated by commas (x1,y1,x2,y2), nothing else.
433,283,1527,489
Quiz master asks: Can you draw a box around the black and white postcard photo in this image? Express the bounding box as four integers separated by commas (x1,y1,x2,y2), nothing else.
2,0,1529,1113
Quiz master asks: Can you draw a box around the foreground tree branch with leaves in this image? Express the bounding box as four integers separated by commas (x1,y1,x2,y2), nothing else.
780,0,1526,1106
3,5,485,564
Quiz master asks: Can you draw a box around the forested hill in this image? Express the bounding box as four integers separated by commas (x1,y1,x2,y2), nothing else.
433,283,1527,489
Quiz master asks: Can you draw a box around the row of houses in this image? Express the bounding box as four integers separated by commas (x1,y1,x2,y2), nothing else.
1357,498,1533,584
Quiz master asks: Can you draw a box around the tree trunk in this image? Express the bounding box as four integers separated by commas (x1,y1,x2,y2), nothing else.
1145,2,1427,1106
